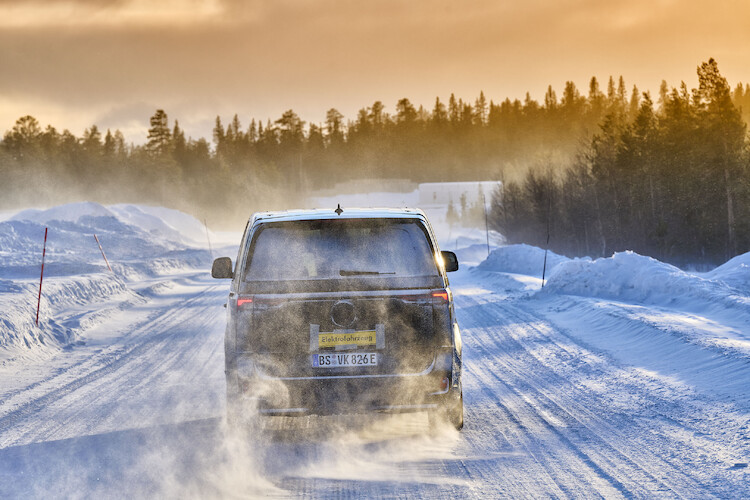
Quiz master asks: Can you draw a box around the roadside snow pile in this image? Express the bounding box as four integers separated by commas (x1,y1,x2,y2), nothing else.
10,201,113,223
1,202,211,280
472,244,750,312
0,274,143,359
108,204,210,245
704,252,750,293
0,202,212,360
541,251,741,308
476,244,572,276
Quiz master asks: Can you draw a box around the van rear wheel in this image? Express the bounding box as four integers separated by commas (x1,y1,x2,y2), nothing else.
429,388,464,431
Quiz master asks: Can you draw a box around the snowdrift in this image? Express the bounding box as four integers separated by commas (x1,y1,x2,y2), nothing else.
0,274,142,355
541,250,746,308
704,252,750,293
0,202,214,361
476,243,571,277
1,202,211,280
476,245,750,316
472,245,750,387
475,244,750,311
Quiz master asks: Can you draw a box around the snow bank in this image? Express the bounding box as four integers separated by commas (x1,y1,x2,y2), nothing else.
0,274,142,354
10,201,115,224
109,204,211,245
1,202,212,280
473,244,750,314
704,252,750,292
0,202,214,359
541,251,740,307
476,244,571,277
9,202,210,245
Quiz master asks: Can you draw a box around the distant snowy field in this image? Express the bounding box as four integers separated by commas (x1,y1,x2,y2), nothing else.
1,198,749,497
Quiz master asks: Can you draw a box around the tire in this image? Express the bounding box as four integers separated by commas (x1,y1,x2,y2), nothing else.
449,390,464,430
429,388,464,431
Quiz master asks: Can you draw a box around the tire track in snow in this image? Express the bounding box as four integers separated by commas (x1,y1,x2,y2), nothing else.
30,281,224,443
457,292,711,498
464,342,619,497
0,280,225,447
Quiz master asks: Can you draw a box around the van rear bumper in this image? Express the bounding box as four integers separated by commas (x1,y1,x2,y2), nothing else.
229,370,457,417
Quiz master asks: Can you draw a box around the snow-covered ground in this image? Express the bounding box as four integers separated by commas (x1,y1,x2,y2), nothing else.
1,201,749,498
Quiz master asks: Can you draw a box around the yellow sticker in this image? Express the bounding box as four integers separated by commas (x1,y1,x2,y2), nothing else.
319,331,376,348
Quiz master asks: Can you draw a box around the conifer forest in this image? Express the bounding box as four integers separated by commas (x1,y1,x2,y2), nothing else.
2,59,749,265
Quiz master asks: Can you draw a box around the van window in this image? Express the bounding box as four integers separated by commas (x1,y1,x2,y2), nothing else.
244,219,438,282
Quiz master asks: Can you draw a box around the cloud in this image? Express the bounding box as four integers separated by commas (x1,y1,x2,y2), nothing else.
0,0,228,28
0,0,748,143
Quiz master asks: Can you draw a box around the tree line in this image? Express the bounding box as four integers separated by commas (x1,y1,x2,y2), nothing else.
1,60,749,265
1,74,698,223
491,59,749,266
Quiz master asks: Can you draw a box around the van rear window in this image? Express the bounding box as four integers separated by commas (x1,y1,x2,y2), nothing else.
244,219,438,282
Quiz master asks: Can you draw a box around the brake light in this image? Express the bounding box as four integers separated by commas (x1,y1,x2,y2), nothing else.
432,292,452,346
397,290,450,304
441,377,450,391
237,296,253,307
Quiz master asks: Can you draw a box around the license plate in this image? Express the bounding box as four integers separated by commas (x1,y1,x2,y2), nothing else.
312,352,378,368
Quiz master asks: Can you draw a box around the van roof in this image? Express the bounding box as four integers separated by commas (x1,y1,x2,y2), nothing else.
250,207,428,225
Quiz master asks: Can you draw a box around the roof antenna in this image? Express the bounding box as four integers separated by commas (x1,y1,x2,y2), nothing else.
335,203,343,215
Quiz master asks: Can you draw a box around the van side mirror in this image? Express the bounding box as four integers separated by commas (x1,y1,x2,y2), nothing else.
212,257,234,279
441,251,459,272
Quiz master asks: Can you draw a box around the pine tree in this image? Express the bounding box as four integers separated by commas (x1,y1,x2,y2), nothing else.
544,85,557,110
213,116,225,147
369,101,386,128
474,91,488,125
172,120,187,165
588,77,605,120
3,115,42,162
694,58,747,257
396,98,417,124
248,119,257,143
82,125,102,153
657,80,669,112
275,110,305,146
432,97,448,125
628,86,641,120
325,108,345,146
146,109,171,158
103,129,115,158
448,94,459,124
617,76,628,108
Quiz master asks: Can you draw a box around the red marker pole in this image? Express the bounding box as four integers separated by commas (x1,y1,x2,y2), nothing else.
94,234,113,273
36,227,48,327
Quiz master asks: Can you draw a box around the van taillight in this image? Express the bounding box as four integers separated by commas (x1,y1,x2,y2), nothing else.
432,289,452,346
237,296,253,307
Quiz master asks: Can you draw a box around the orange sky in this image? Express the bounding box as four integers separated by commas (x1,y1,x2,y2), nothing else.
1,0,749,143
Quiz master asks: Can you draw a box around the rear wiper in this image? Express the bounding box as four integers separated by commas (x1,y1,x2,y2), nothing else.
339,270,396,276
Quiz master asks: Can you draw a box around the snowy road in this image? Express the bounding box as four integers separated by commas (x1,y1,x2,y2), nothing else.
1,265,749,498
